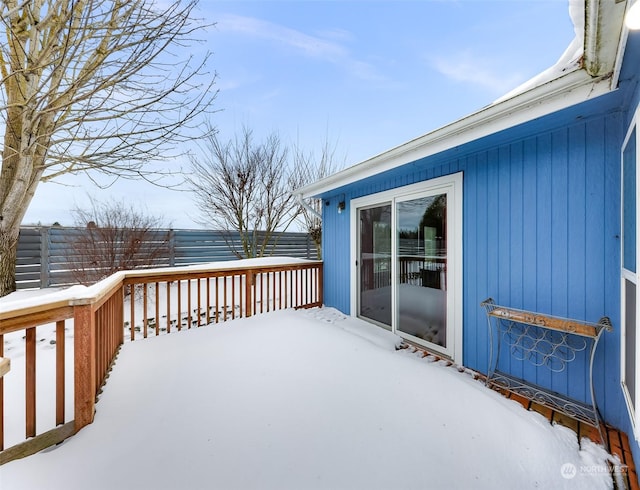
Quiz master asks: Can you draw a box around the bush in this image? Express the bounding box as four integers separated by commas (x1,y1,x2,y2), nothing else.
66,198,171,285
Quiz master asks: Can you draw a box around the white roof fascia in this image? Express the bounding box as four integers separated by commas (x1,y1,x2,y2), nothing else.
298,69,613,198
611,1,634,90
611,26,628,90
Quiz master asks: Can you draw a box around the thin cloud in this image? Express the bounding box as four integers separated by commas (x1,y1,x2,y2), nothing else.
217,13,347,61
430,52,527,96
215,77,244,92
216,13,385,83
316,27,355,43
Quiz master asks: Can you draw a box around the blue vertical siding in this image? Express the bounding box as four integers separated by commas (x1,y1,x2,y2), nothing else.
322,197,351,314
321,110,625,428
602,112,625,428
565,123,589,408
550,131,569,398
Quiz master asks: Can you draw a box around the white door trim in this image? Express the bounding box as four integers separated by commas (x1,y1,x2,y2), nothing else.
349,172,463,363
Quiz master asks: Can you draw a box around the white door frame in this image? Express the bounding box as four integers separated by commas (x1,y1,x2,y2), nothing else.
350,172,463,362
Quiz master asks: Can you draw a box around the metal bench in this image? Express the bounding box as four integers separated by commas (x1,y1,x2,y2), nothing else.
480,298,612,443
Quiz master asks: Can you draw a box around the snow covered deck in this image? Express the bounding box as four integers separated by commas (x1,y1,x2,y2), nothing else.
0,307,625,489
0,258,323,462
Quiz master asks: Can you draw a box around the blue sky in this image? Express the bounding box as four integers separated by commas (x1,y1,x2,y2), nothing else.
23,0,576,229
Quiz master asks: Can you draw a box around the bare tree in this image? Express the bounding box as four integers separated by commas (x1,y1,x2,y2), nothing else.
0,0,217,296
188,127,303,259
294,138,345,258
66,198,170,285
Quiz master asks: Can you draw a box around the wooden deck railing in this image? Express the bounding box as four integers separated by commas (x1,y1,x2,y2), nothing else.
122,261,323,340
0,259,322,464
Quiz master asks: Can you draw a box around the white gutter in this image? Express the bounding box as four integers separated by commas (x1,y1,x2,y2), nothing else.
297,68,612,198
297,193,322,220
585,0,601,75
584,0,627,77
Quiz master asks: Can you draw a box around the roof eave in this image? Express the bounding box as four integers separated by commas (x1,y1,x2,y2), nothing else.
297,69,611,198
297,0,629,199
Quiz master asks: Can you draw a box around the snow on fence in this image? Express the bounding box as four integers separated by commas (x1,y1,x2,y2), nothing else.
0,258,323,465
16,227,317,289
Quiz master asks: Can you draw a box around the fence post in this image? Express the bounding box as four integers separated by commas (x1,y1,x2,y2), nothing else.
40,227,50,288
74,304,96,432
168,229,175,267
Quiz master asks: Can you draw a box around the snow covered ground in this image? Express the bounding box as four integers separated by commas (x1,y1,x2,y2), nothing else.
0,305,619,489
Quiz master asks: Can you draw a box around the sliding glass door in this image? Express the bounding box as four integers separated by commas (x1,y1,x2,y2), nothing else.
352,173,462,360
358,204,392,328
396,193,448,348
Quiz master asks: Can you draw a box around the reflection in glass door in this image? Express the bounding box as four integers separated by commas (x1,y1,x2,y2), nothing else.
396,193,448,349
358,204,392,327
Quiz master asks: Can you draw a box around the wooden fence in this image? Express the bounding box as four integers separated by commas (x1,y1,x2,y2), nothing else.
0,259,323,464
16,227,317,289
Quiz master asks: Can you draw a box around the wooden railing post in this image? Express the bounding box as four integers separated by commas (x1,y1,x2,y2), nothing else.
56,320,65,426
318,264,324,306
0,357,9,377
25,328,36,438
74,304,96,432
245,271,253,318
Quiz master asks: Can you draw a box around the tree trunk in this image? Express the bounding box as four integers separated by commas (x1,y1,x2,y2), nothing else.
0,224,19,296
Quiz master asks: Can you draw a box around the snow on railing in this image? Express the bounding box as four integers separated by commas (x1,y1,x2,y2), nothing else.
122,258,323,340
0,258,323,465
